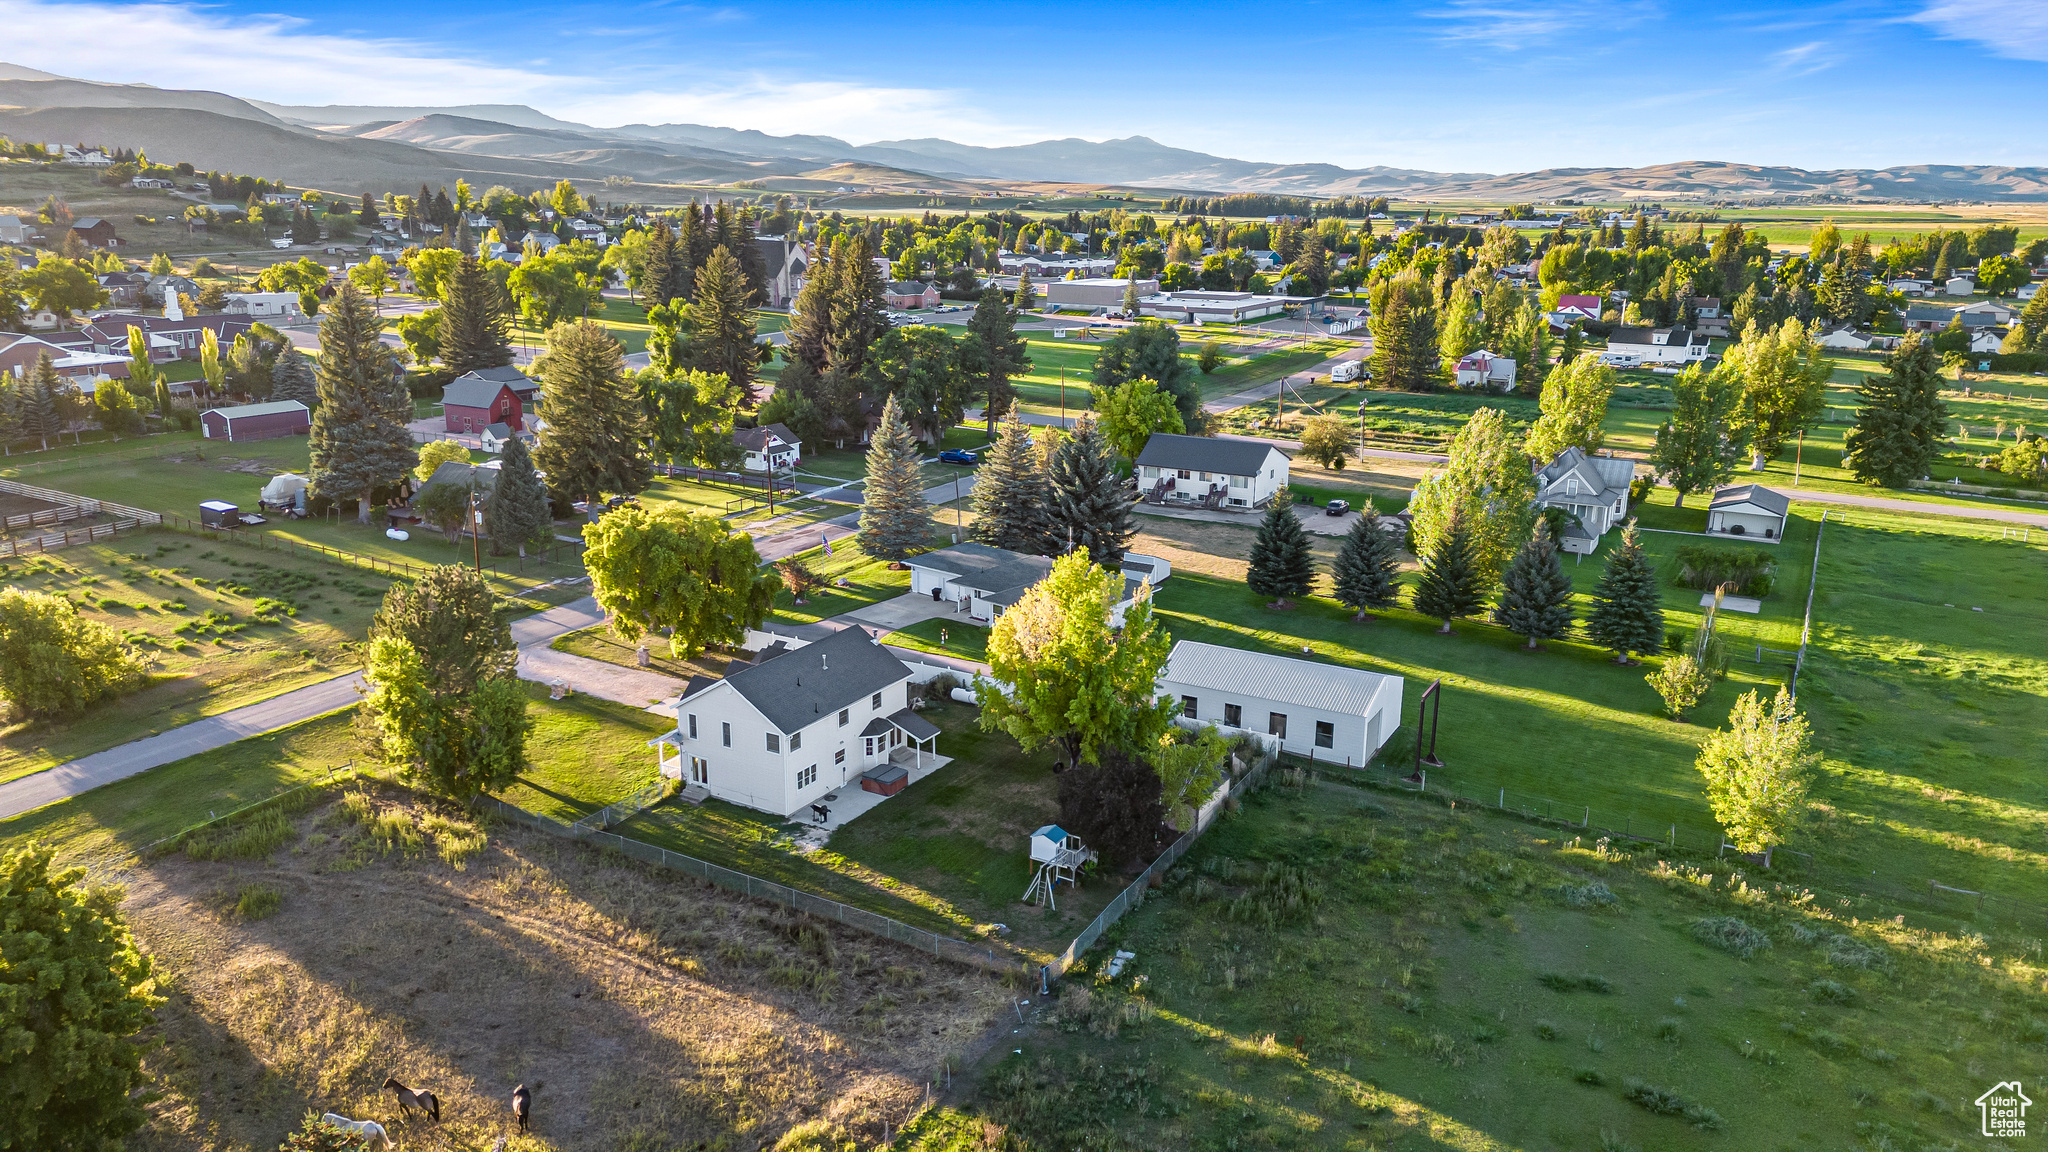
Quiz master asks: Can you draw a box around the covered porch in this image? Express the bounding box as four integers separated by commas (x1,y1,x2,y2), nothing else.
793,709,948,835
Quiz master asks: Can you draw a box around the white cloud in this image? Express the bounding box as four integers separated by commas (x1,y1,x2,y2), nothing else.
1421,0,1658,49
0,0,1038,143
1908,0,2048,61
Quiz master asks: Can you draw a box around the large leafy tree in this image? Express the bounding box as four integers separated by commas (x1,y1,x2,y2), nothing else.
1332,508,1403,621
1651,363,1748,507
309,284,417,524
865,324,967,443
1406,406,1536,586
20,254,105,319
365,631,530,799
0,844,160,1151
1524,353,1617,462
637,366,740,470
1090,374,1184,459
1247,499,1315,604
690,246,763,403
1056,747,1167,870
1726,316,1829,466
1411,506,1486,632
1092,322,1198,427
1491,521,1574,649
1844,331,1949,488
581,505,779,659
0,588,144,717
960,285,1029,434
1696,687,1818,864
857,394,932,562
370,565,515,695
1584,521,1663,663
970,413,1057,554
1048,415,1136,566
532,319,650,516
977,551,1175,768
484,435,554,558
437,253,514,376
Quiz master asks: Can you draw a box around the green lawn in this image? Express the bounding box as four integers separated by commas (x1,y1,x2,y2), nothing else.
491,685,669,824
904,776,2048,1152
0,531,391,786
771,539,910,624
884,617,990,663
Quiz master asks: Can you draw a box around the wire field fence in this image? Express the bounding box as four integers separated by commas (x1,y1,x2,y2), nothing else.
475,796,1023,976
142,761,360,856
156,513,585,584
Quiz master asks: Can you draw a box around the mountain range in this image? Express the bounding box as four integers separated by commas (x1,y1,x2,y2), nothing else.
5,66,2048,203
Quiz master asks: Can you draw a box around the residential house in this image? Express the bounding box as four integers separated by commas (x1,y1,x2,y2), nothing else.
1453,349,1518,390
69,218,119,249
441,371,531,434
223,292,305,320
754,235,809,308
1601,326,1711,367
0,215,28,244
564,218,607,245
1888,278,1931,296
1705,483,1789,543
78,313,253,360
1817,326,1897,352
1135,433,1289,511
1903,304,1955,333
521,229,561,255
651,626,937,816
129,176,174,190
2019,283,2040,302
96,271,149,308
1954,300,2015,327
1137,289,1289,324
734,422,801,473
478,422,535,454
1970,328,2005,354
1156,640,1404,766
1688,297,1732,338
881,281,941,310
1553,293,1604,322
906,543,1056,622
52,145,113,166
144,273,198,306
200,400,311,442
1532,446,1637,554
1944,275,1977,296
1045,277,1160,311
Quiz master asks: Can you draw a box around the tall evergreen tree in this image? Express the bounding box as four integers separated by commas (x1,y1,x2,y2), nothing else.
1247,499,1316,604
1047,415,1136,566
270,345,318,410
1012,266,1036,313
786,234,841,373
690,246,762,403
1411,507,1486,632
437,253,513,376
1092,322,1198,427
484,435,553,558
642,220,679,308
1491,521,1574,648
532,320,650,517
676,205,712,299
858,394,932,561
969,413,1056,554
828,234,889,378
1332,507,1403,621
1843,331,1949,487
21,352,63,450
961,286,1029,434
1370,276,1441,391
308,285,417,524
1584,521,1663,664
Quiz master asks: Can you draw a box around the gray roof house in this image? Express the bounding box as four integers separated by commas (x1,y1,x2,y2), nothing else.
906,543,1057,616
1534,447,1637,554
1135,433,1289,511
1706,483,1790,543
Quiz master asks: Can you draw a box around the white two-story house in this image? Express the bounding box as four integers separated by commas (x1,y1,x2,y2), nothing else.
735,422,802,473
1534,447,1638,554
1135,434,1289,511
1601,326,1711,367
650,627,939,817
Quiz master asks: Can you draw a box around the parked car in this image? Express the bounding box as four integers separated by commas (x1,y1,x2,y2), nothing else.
937,448,981,466
1325,498,1350,516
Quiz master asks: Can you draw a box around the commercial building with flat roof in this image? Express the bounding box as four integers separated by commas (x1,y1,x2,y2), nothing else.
1043,277,1159,310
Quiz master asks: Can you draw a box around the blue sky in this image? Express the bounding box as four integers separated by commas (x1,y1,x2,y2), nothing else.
4,0,2046,172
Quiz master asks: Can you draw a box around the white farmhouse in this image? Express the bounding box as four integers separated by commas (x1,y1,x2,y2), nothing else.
1601,326,1711,367
734,422,801,472
1135,433,1288,511
652,627,939,817
1156,641,1404,766
1533,447,1637,554
1453,349,1517,390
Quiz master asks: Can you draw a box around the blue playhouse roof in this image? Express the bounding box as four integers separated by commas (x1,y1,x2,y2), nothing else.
1033,824,1068,842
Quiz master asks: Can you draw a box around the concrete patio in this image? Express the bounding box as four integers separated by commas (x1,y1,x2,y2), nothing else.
839,590,981,631
785,747,956,848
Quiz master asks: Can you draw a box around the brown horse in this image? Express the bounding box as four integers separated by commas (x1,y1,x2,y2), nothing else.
382,1077,441,1123
512,1084,531,1133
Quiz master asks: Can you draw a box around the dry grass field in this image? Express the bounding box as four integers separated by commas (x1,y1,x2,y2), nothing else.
124,783,1009,1152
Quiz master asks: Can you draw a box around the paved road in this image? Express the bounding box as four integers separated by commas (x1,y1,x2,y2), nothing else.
1778,486,2048,527
0,672,367,821
748,471,979,563
512,597,684,710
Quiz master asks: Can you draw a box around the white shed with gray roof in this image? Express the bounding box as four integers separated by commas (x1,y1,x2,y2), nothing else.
1156,640,1403,766
1706,483,1789,543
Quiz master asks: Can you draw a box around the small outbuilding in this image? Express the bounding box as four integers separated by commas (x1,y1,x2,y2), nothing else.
1706,483,1790,543
1156,640,1404,766
200,399,311,442
198,500,241,528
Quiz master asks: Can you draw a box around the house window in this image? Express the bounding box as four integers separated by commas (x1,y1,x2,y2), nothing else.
721,723,731,748
797,764,817,789
834,749,846,765
1224,703,1242,728
1315,721,1334,749
1181,695,1198,719
839,708,849,726
766,733,781,753
1565,476,1579,495
1269,713,1287,740
871,692,883,709
790,731,802,751
688,714,697,739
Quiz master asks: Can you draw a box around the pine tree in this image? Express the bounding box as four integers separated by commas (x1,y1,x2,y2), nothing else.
961,286,1029,434
308,285,417,524
1584,520,1663,663
858,394,932,561
1247,499,1316,604
1332,507,1403,621
1047,415,1136,566
828,234,889,378
1491,521,1574,648
970,413,1055,554
0,378,18,453
531,320,650,516
1844,331,1949,487
21,353,62,450
1412,507,1486,632
787,235,840,373
643,220,678,308
690,246,761,404
1013,267,1036,313
484,435,553,558
437,253,513,376
270,345,318,410
454,214,472,256
676,206,711,300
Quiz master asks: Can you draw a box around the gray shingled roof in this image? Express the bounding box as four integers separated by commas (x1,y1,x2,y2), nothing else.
1709,483,1790,516
718,627,911,734
906,543,1053,600
1536,446,1634,498
1135,433,1281,476
734,422,799,452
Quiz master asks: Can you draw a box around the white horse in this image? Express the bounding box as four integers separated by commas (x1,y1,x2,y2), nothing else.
321,1114,393,1150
